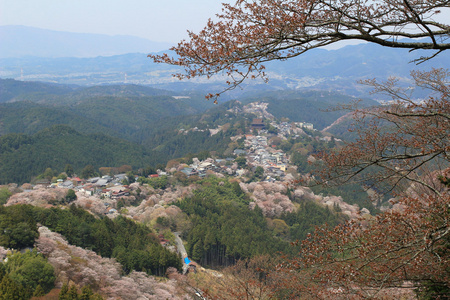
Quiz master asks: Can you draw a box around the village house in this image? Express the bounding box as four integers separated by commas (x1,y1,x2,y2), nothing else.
101,185,130,199
181,167,198,177
80,185,95,196
114,174,127,181
60,180,74,189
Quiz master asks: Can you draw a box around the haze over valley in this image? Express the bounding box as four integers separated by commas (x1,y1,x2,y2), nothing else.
1,26,449,99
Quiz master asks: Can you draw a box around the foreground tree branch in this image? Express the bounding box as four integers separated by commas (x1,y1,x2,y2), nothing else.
149,0,450,101
290,68,450,298
318,68,450,195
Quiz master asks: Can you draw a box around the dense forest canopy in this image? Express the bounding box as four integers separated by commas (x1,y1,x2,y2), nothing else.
0,125,166,184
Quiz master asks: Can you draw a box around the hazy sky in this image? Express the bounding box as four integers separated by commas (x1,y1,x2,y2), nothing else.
1,0,449,46
0,0,227,43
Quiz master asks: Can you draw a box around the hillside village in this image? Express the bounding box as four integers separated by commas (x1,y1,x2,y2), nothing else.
0,78,402,300
0,90,441,300
13,109,367,226
42,114,315,194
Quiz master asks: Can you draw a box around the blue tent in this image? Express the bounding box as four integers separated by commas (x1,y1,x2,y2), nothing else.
184,257,191,265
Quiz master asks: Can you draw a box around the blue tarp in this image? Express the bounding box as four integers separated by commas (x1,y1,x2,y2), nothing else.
184,257,191,265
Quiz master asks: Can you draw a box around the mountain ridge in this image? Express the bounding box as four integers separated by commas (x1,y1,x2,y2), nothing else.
1,38,448,98
0,25,172,58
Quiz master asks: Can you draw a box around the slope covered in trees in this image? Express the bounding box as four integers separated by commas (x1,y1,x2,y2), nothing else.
0,79,168,103
0,125,167,184
176,177,344,267
0,78,76,103
0,99,258,184
0,101,117,136
1,77,387,186
0,79,218,140
0,250,56,299
177,178,289,267
66,95,198,139
0,204,181,277
137,101,253,155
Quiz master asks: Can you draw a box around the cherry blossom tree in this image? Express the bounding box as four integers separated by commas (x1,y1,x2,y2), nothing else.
6,186,66,207
319,68,449,194
278,69,450,298
35,226,188,299
149,0,450,101
246,181,295,217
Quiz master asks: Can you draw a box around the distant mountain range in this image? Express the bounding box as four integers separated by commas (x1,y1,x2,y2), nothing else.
1,26,449,99
0,25,172,58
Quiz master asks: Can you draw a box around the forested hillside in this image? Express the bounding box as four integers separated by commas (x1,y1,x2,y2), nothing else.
0,78,216,111
0,203,181,298
0,79,380,184
0,125,166,184
0,101,117,136
177,178,345,267
178,178,289,266
0,80,244,183
0,101,255,184
0,78,76,103
0,78,390,192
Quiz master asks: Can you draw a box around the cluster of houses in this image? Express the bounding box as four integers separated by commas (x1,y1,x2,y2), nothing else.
175,120,316,182
41,174,134,215
79,175,132,199
50,174,132,200
243,135,289,181
172,116,316,182
293,121,314,130
275,121,314,137
179,158,237,178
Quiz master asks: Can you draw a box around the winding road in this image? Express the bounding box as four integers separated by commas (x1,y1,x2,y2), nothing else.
174,232,189,274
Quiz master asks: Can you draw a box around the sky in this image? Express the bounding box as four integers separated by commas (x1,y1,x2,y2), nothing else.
1,0,449,46
0,0,228,43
